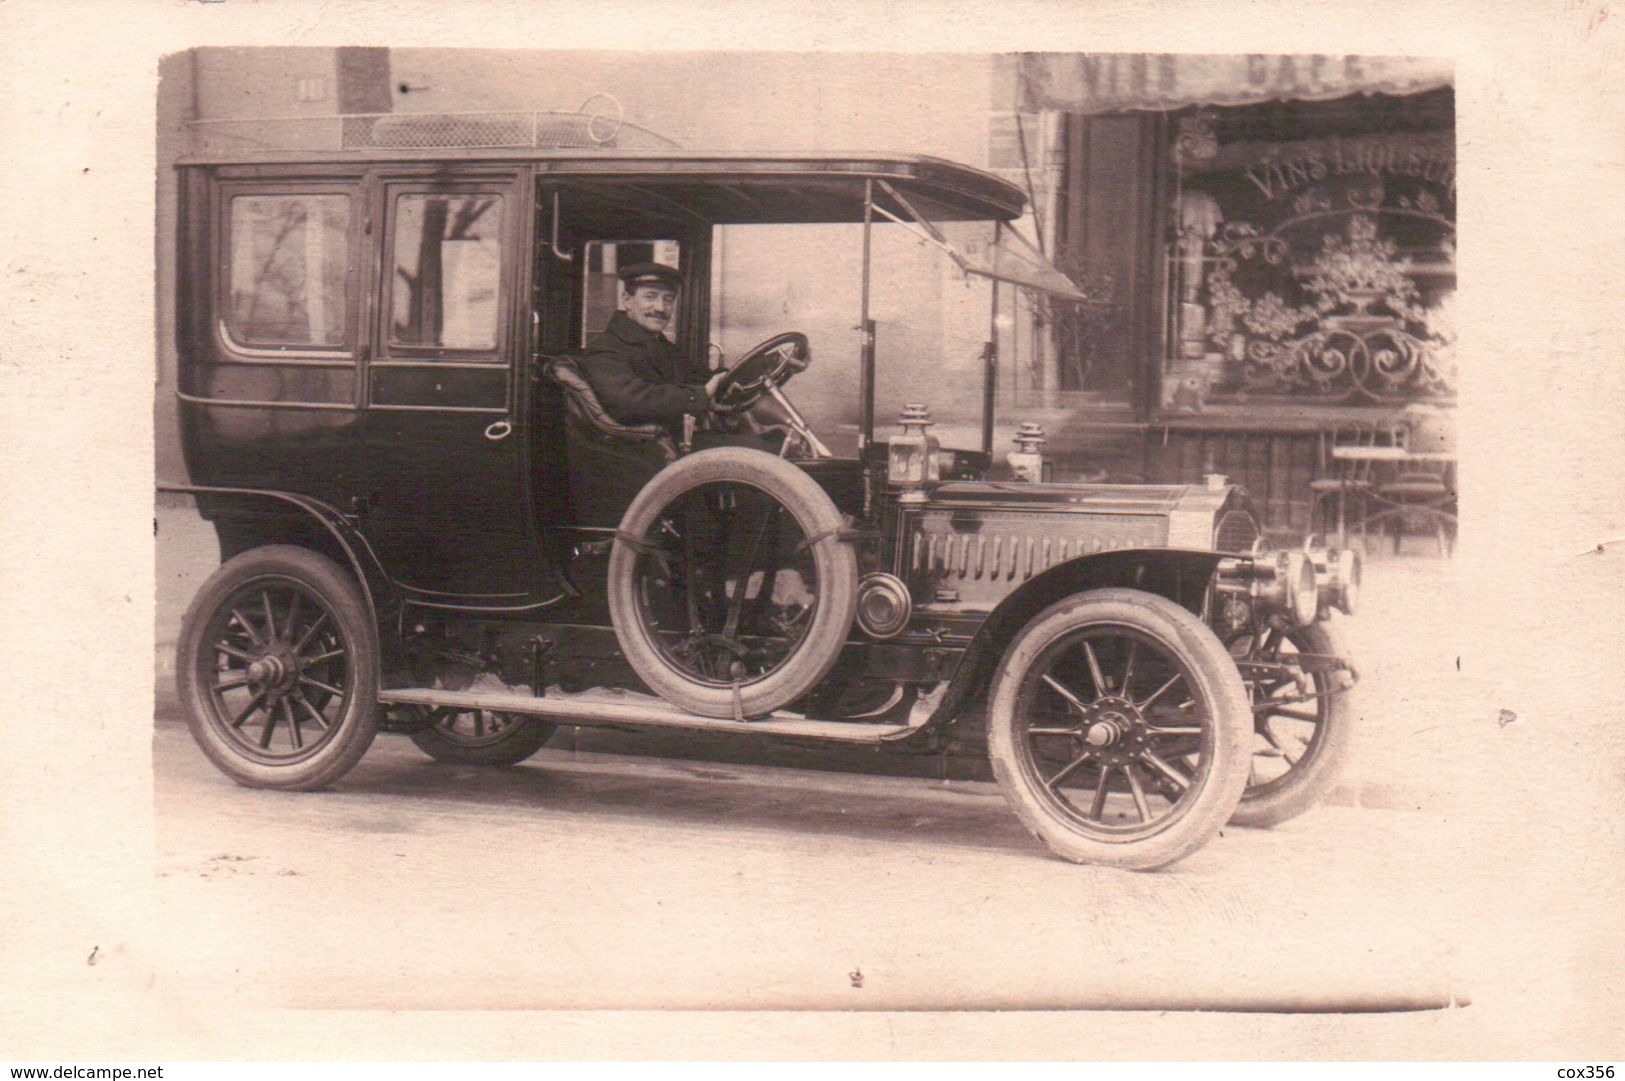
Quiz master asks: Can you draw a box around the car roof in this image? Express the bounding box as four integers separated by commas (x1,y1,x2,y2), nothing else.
178,149,1029,223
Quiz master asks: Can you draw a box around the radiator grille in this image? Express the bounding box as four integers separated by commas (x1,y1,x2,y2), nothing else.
1213,509,1261,553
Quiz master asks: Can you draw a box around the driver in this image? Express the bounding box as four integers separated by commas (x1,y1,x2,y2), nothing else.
576,264,812,644
575,261,798,625
579,261,729,441
581,261,790,454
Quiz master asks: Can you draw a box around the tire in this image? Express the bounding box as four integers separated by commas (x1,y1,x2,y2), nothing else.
176,545,379,790
1229,620,1353,828
986,589,1252,870
408,708,555,766
607,447,859,718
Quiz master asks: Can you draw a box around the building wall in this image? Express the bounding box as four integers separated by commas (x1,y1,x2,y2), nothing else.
388,50,993,161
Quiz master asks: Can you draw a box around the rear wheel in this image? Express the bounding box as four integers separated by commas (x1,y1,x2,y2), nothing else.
986,589,1251,870
408,707,555,766
176,545,378,790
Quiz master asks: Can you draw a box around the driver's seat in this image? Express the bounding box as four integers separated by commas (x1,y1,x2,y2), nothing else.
543,355,677,527
544,355,679,460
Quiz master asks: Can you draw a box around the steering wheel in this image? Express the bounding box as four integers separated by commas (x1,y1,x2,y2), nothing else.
711,332,811,415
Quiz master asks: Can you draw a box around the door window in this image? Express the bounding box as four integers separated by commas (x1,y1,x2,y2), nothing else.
389,193,506,351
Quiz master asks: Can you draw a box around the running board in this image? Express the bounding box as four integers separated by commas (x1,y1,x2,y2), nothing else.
377,686,917,744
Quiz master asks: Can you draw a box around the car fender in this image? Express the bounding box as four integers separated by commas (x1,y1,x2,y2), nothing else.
159,483,408,684
926,547,1228,729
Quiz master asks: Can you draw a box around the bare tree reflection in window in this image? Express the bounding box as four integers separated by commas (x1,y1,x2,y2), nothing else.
392,195,502,349
229,195,350,346
1035,267,1121,393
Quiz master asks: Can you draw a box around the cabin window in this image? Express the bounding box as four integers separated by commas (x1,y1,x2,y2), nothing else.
226,194,352,348
389,193,505,351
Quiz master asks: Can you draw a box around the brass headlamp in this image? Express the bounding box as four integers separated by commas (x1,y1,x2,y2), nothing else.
1216,548,1320,627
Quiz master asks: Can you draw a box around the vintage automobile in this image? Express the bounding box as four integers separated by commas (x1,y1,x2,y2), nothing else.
163,138,1358,869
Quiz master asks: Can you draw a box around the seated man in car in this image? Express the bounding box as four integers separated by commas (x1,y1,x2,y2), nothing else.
566,261,787,526
580,261,786,453
579,261,726,439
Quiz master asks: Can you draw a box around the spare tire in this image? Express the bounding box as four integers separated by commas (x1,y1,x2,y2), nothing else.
608,447,859,718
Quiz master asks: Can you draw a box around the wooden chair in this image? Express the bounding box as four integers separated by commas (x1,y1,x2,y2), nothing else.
1308,421,1377,548
1374,419,1456,557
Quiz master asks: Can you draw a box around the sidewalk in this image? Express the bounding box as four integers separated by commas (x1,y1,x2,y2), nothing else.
154,499,1465,811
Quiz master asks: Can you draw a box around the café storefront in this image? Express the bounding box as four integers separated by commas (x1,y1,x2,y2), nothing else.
995,54,1456,540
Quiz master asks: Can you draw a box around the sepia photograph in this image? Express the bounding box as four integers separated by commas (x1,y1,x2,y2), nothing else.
3,0,1622,1065
150,37,1469,1011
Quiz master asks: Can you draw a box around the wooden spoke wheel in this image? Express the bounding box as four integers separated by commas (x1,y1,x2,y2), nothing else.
608,448,857,719
177,546,378,790
987,589,1251,870
1226,621,1353,827
408,707,555,767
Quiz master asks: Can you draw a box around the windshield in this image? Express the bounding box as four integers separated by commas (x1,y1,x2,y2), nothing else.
871,317,991,451
876,181,1093,302
863,184,1102,453
707,219,1002,456
704,179,1096,458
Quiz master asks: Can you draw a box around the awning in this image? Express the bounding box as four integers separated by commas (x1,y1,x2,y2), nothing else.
1001,53,1453,114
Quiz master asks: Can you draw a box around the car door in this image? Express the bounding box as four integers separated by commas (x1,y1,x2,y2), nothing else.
357,168,556,601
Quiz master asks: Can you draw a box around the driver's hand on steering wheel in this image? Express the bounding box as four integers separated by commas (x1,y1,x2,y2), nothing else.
703,367,730,404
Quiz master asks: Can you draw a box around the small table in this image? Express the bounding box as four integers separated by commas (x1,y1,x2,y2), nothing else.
1329,446,1457,552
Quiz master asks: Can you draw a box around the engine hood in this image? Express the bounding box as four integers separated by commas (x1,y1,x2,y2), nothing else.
895,480,1262,611
922,480,1250,550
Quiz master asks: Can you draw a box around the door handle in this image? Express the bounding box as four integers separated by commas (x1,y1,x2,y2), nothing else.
484,419,513,441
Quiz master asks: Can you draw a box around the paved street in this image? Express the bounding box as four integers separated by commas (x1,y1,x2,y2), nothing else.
133,500,1603,1059
151,707,1473,1016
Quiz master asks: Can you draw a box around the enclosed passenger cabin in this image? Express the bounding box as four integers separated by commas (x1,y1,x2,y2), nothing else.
173,149,1029,612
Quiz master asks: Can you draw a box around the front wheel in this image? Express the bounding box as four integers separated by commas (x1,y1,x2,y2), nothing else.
1228,621,1353,828
986,589,1252,870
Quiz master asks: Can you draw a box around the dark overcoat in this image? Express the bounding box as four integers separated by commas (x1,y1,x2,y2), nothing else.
579,312,712,432
567,312,778,526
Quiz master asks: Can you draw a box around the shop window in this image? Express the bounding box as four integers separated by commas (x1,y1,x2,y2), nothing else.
390,193,504,351
226,193,351,349
1162,90,1456,409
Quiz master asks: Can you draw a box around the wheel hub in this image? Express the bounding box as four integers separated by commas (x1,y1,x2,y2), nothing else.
1085,716,1126,747
246,649,297,695
1072,696,1151,766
